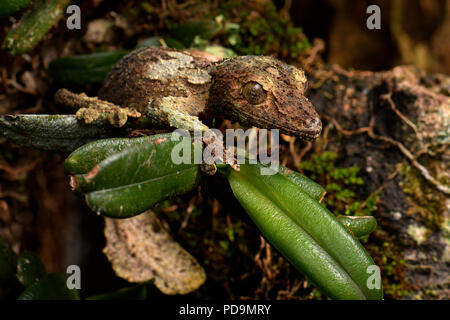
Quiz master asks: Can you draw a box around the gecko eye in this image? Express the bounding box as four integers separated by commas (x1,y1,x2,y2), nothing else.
242,82,266,104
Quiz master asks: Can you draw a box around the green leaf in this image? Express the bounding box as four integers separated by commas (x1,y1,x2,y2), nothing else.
86,282,151,300
169,20,218,47
2,0,70,55
64,133,172,174
337,216,377,238
277,165,326,202
68,134,203,218
49,51,128,86
0,0,33,17
136,37,185,50
18,273,80,300
218,164,382,300
16,251,46,288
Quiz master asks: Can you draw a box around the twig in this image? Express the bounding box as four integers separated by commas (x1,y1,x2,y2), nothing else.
297,141,312,164
324,115,370,136
327,116,450,195
366,118,450,194
179,195,197,231
381,93,419,137
0,158,41,179
288,137,300,166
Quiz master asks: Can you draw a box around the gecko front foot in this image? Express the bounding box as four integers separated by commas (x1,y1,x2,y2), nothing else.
199,129,240,175
200,163,217,176
55,89,141,127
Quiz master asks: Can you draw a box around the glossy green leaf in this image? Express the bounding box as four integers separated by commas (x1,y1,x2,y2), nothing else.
49,51,128,85
18,273,80,300
219,164,382,300
69,133,203,218
169,20,218,47
64,133,171,174
136,36,185,50
16,251,46,288
277,165,326,202
229,154,325,202
2,0,70,55
0,0,33,17
337,216,377,238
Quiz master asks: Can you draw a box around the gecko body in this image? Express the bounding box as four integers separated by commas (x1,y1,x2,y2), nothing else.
74,47,322,140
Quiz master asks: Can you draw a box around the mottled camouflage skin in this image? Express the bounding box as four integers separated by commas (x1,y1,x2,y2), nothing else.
98,47,322,140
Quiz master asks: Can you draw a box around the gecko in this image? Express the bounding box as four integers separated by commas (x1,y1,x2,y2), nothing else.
55,47,322,145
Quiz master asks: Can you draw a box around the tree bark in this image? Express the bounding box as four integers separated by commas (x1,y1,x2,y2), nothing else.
304,65,449,299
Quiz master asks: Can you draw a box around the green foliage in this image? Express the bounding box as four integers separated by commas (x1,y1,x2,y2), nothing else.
299,151,378,217
136,36,185,50
218,163,382,300
49,51,128,86
0,236,153,300
400,162,446,230
378,241,410,299
299,151,338,180
19,273,80,300
86,282,151,300
384,283,410,298
162,0,310,59
2,0,70,55
0,0,33,17
65,134,203,218
276,165,326,201
169,20,218,48
337,216,377,237
0,237,79,300
217,1,310,58
16,251,46,288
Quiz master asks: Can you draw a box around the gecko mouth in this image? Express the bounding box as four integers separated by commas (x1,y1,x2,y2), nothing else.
235,109,322,141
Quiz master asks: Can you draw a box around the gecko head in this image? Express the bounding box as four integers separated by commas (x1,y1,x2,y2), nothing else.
208,55,322,140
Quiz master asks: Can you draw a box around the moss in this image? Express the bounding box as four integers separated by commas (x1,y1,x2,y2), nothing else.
163,0,310,59
219,0,310,58
373,240,411,299
406,224,429,245
298,151,378,217
400,161,446,230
